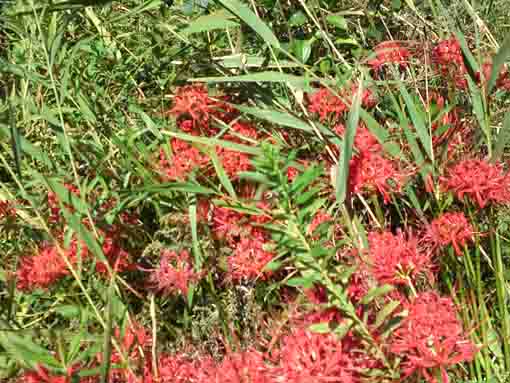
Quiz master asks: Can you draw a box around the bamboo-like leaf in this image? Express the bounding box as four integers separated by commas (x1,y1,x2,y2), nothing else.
180,12,239,34
208,148,237,199
493,112,510,161
360,284,395,305
163,130,261,155
398,82,433,160
374,300,401,329
235,105,313,133
488,34,510,94
336,81,362,204
217,0,280,49
191,72,306,86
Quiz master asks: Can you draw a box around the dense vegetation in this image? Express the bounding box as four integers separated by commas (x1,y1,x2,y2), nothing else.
1,0,510,382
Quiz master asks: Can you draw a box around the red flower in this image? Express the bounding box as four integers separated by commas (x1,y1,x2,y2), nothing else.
214,349,273,383
335,122,382,154
148,249,203,296
425,212,474,256
217,147,252,179
440,159,510,208
432,37,468,89
159,138,210,181
95,231,134,274
365,230,432,286
157,353,200,383
47,183,80,224
169,84,216,127
307,88,348,122
476,60,510,91
227,237,274,282
349,153,406,203
308,211,332,238
390,291,478,383
16,240,87,291
271,328,354,383
368,41,411,71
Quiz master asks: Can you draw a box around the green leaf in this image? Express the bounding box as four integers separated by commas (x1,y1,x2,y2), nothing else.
235,104,313,133
374,300,401,329
360,284,395,305
100,279,115,383
293,39,314,64
493,112,510,161
164,130,261,155
191,71,307,87
309,322,331,334
326,14,348,30
398,82,433,160
0,319,60,370
217,0,280,49
336,81,362,204
189,203,203,270
180,12,239,34
208,148,237,199
288,10,307,26
488,35,510,94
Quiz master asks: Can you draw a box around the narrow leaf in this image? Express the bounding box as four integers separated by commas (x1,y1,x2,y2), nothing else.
217,0,280,49
336,81,362,204
488,34,510,94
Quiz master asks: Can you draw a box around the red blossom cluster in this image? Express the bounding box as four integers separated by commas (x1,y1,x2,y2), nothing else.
307,84,377,122
159,84,259,181
16,230,134,291
432,36,469,89
148,249,203,296
368,40,411,72
440,158,510,208
425,212,474,256
365,230,432,286
390,291,478,383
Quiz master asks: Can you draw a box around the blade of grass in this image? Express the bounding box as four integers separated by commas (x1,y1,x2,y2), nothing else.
336,80,362,205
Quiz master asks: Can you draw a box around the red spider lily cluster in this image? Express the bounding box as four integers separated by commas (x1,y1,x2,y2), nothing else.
14,32,510,383
159,85,259,181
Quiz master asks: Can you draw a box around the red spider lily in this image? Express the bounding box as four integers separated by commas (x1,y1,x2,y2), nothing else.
157,353,200,383
425,212,474,256
271,328,354,383
308,211,332,238
212,206,250,244
349,153,406,203
148,249,203,296
16,365,93,383
159,138,211,181
432,37,468,89
227,237,274,282
47,183,80,224
365,230,432,286
335,122,382,154
224,121,259,142
169,84,227,129
95,231,134,274
367,41,411,71
307,87,348,122
213,349,273,383
440,159,510,208
390,291,478,383
16,240,88,291
476,60,510,91
307,84,377,121
217,147,253,179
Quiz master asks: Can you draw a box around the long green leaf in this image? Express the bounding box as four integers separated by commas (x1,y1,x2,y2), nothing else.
191,71,306,86
488,35,510,94
493,112,510,161
180,12,239,34
235,105,313,133
398,82,433,160
336,82,362,204
163,130,261,155
208,148,237,199
217,0,280,49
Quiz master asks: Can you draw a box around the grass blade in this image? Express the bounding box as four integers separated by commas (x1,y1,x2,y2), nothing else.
336,81,362,204
488,34,510,94
216,0,280,49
